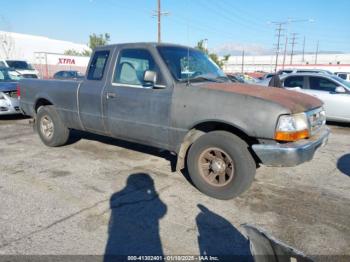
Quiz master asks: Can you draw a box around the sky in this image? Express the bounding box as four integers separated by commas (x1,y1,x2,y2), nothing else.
0,0,349,55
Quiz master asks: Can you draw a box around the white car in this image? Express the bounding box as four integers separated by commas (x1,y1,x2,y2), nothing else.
335,72,350,82
4,60,39,79
0,67,21,115
281,73,350,123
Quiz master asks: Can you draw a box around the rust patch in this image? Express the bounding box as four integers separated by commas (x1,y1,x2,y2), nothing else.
204,83,323,113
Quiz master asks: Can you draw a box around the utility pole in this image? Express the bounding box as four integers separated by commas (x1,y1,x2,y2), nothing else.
302,36,306,62
153,0,169,43
289,33,298,65
282,36,288,69
157,0,161,43
272,22,286,72
315,41,319,64
269,18,313,71
241,50,245,74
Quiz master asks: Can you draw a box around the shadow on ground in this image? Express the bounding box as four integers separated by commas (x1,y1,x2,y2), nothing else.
0,114,30,121
337,154,350,177
196,204,253,261
103,174,253,261
104,173,167,261
327,121,350,128
67,130,177,171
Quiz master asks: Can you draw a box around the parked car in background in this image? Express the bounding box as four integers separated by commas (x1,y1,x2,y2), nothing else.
0,67,21,115
0,60,8,68
278,68,334,76
5,60,39,79
335,72,350,82
53,70,85,80
281,73,350,123
226,73,245,83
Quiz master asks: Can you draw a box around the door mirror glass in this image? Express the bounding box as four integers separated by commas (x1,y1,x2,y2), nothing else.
335,86,346,93
143,70,157,87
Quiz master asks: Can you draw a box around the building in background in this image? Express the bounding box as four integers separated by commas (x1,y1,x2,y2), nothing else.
0,31,90,78
224,53,350,73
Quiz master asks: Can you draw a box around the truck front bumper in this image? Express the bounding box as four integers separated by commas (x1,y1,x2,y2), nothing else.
252,127,330,167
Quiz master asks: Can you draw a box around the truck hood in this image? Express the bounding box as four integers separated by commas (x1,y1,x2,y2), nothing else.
204,83,323,113
0,82,18,92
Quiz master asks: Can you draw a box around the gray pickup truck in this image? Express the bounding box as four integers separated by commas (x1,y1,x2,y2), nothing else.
19,43,329,199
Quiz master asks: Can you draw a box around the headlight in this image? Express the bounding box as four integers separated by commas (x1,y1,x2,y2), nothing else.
0,92,5,100
275,113,309,142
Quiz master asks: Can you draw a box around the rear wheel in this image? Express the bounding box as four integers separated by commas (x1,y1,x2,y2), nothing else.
187,131,256,200
36,106,70,147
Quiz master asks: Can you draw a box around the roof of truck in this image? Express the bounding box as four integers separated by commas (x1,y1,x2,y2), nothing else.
94,42,198,50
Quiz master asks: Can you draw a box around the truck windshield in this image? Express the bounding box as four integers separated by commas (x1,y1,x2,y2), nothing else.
157,46,228,83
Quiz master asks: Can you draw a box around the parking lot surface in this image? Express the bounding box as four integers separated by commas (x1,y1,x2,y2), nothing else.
0,116,349,259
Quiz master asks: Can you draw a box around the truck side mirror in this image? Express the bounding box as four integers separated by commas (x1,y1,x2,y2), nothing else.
143,70,157,87
335,86,346,93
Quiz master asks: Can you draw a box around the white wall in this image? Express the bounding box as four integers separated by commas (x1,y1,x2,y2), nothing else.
0,31,90,63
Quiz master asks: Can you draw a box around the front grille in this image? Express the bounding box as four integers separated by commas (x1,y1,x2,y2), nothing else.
0,107,9,112
307,107,326,135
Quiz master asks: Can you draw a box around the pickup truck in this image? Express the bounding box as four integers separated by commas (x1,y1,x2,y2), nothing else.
19,43,329,200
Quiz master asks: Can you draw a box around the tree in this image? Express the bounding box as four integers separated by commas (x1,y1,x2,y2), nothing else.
64,49,84,56
195,40,230,69
88,33,110,49
63,33,110,57
0,31,14,59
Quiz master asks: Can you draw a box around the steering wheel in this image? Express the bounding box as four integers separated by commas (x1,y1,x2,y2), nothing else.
191,71,203,78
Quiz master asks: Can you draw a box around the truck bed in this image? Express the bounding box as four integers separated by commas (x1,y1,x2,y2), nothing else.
20,79,82,129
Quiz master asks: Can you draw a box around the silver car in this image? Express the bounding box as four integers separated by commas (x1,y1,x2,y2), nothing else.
281,73,350,123
0,67,21,115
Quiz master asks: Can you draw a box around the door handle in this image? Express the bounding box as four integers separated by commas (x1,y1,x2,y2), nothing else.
107,92,117,99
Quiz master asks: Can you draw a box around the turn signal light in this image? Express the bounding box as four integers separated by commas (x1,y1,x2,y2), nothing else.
275,130,309,142
17,84,21,98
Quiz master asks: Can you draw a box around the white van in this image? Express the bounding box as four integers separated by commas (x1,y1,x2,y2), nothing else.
4,60,39,78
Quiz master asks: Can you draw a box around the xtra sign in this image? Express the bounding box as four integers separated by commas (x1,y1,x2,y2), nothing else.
58,58,76,65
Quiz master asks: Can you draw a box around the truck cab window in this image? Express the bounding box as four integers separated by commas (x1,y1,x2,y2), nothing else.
114,49,163,87
284,76,304,88
309,77,338,92
87,51,110,80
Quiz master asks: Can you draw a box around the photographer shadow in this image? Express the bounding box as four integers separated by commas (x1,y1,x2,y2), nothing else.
196,204,253,262
104,173,167,261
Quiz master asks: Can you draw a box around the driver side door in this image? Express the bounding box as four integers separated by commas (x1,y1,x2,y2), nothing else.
104,48,173,149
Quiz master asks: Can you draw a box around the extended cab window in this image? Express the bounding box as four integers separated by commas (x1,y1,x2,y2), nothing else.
114,49,163,86
284,76,305,88
87,51,109,80
309,77,338,92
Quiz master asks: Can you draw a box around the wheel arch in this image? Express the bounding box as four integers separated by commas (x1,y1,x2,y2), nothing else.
34,97,53,113
176,120,260,171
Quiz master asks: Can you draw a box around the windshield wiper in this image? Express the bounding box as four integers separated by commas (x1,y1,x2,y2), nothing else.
181,75,223,83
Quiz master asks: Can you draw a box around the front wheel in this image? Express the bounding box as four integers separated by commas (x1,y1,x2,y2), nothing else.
187,131,256,200
36,106,70,147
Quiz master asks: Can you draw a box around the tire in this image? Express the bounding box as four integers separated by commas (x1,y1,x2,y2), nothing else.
187,131,256,200
36,106,70,147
